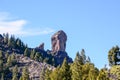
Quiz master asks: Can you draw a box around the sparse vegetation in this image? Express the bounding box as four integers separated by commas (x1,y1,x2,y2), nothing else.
0,33,120,80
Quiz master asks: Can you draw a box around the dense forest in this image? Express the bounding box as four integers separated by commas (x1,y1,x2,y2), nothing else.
0,33,120,80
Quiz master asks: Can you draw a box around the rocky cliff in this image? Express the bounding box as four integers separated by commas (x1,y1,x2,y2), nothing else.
49,30,72,65
51,30,67,53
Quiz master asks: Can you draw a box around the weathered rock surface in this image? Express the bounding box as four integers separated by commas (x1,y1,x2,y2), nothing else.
16,54,54,80
38,43,44,50
53,51,73,65
51,30,67,53
50,30,73,65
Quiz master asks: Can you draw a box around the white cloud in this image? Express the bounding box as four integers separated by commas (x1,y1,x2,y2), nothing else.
0,12,55,36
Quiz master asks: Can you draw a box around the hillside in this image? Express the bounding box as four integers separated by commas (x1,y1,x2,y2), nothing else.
0,31,120,80
0,31,73,80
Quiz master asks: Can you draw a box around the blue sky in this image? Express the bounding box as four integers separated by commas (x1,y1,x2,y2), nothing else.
0,0,120,68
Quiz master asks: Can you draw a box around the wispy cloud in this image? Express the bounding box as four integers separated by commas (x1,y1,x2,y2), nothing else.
0,12,55,36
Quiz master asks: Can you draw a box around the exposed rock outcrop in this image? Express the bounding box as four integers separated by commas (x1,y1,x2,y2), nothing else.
16,54,54,80
38,43,44,50
51,30,67,53
50,30,73,65
53,51,73,65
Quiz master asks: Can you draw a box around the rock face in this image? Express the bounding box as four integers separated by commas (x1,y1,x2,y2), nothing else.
50,30,73,65
38,43,44,50
16,54,54,80
51,30,67,53
54,51,73,66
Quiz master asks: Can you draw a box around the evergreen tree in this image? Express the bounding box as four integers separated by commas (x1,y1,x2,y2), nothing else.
30,49,35,59
39,67,45,80
80,49,86,64
34,52,40,61
71,52,83,80
82,62,94,80
11,53,16,60
109,65,120,80
74,51,83,65
108,46,119,66
3,33,9,44
86,56,91,63
21,67,29,80
50,66,61,80
8,35,16,48
59,58,71,80
97,69,109,80
12,65,18,80
16,38,21,48
8,53,16,66
7,55,12,66
88,67,99,80
44,68,51,80
24,48,29,57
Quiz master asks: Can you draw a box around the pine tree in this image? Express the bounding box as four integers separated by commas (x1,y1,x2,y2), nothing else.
88,67,99,80
86,56,91,63
11,53,16,60
39,67,45,80
59,58,71,80
12,65,18,80
44,68,51,80
50,66,61,80
16,38,21,48
97,69,109,80
34,52,40,61
21,67,29,80
74,51,83,65
109,65,120,80
82,62,94,80
80,49,86,64
108,46,119,66
11,53,17,65
3,33,9,44
71,52,83,80
30,49,35,59
7,55,12,66
24,48,29,57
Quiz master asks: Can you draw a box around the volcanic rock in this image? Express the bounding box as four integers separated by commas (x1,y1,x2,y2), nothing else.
51,30,67,53
38,43,44,50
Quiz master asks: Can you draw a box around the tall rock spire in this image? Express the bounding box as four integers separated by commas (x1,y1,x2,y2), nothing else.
51,30,67,53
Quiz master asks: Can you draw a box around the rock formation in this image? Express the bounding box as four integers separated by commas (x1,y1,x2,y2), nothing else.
38,43,44,50
50,30,73,65
51,30,67,53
